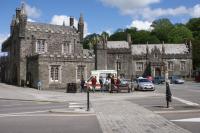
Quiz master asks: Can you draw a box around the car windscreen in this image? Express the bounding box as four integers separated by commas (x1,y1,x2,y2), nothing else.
138,79,151,82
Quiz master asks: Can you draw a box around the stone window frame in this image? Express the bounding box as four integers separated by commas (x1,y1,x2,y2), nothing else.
136,62,144,71
168,61,174,71
36,39,47,54
62,41,71,54
180,61,186,71
49,65,62,83
76,65,87,82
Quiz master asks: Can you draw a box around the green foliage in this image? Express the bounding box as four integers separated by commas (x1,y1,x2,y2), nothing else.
186,18,200,40
151,18,174,42
109,31,126,41
168,25,193,43
83,33,100,49
133,30,160,44
192,39,200,69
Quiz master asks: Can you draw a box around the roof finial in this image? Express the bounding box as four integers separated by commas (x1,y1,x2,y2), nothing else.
21,1,26,15
79,13,84,24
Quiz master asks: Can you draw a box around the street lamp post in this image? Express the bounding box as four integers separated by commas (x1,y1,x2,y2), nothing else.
116,56,119,78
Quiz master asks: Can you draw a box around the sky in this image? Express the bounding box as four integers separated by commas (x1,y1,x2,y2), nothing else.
0,0,200,49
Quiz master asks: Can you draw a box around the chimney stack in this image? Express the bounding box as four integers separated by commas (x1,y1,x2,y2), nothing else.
70,16,74,27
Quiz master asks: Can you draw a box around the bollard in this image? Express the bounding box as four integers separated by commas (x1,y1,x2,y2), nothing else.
87,89,90,111
166,81,172,108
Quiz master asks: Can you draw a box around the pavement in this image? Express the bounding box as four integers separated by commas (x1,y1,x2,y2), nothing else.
0,83,191,133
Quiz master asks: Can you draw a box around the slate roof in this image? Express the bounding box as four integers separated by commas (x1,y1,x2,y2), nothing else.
107,41,129,49
131,44,188,55
26,22,76,34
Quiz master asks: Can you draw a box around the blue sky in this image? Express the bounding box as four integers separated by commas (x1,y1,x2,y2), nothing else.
0,0,200,48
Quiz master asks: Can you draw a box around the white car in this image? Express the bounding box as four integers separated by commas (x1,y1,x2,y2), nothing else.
134,77,155,91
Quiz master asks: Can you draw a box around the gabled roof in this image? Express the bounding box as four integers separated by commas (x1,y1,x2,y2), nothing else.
107,41,129,49
131,44,188,55
26,22,77,33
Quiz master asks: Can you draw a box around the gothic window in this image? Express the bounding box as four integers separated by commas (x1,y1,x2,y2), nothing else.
50,65,60,82
77,65,84,80
62,42,71,54
116,62,121,70
154,53,158,58
36,39,46,53
136,62,144,71
180,61,186,71
168,61,174,71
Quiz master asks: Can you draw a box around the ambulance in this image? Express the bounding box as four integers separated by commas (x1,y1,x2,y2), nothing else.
85,70,117,90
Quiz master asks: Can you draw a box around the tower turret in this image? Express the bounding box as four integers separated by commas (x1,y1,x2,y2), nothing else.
78,13,84,42
19,2,27,37
10,15,16,34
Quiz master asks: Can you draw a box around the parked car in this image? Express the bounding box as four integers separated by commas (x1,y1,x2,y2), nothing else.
169,75,184,84
153,76,165,84
134,77,155,91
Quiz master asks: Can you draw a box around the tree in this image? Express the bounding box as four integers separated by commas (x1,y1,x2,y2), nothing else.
83,33,100,49
186,18,200,40
133,30,160,44
151,18,174,43
168,25,193,43
101,31,109,39
109,31,127,41
192,39,200,69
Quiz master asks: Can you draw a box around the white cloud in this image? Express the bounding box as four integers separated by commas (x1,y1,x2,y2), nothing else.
0,34,10,51
128,20,153,31
100,0,200,20
100,0,160,11
25,3,41,18
27,18,36,22
190,4,200,18
50,15,88,37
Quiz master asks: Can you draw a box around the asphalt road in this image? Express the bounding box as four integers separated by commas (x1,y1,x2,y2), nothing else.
129,81,200,133
0,100,102,133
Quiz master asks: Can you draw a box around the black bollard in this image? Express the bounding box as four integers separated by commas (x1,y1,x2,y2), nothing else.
166,82,172,108
87,89,90,111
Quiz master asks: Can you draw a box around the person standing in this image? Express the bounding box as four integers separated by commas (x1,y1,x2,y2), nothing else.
91,76,97,92
37,80,42,90
110,75,115,92
99,76,104,92
80,77,85,92
116,77,121,90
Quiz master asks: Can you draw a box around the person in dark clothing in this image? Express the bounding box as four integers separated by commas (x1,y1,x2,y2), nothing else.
80,77,85,92
110,76,115,92
99,76,104,92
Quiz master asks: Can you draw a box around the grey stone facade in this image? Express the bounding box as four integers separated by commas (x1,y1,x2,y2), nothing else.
96,35,192,79
0,3,94,89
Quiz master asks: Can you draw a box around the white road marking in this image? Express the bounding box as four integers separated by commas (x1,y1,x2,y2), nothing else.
0,110,49,118
69,102,83,105
69,105,85,108
172,96,199,106
0,113,95,118
171,118,200,122
154,109,200,114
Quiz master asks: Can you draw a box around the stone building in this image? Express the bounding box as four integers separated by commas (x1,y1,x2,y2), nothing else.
0,4,94,89
96,35,192,79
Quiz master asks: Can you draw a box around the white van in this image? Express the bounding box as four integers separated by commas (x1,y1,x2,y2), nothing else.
85,70,117,90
